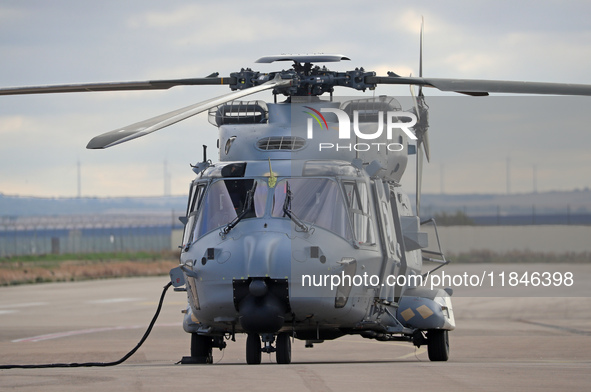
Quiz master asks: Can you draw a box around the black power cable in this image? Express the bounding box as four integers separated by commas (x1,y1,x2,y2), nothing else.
0,281,172,370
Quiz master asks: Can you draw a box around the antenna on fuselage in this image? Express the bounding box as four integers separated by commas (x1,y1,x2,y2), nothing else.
191,145,211,174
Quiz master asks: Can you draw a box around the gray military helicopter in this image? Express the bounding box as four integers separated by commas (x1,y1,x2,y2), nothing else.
3,42,591,366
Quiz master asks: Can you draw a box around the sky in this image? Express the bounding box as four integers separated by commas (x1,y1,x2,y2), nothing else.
1,0,591,197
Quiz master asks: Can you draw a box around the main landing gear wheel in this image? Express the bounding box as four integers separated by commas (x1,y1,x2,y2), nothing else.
246,333,262,364
427,329,449,361
191,333,213,364
276,332,292,364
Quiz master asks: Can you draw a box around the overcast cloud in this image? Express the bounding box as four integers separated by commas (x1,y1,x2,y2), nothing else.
1,0,590,197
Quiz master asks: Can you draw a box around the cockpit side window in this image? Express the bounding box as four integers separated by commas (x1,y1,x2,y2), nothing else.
182,182,207,246
190,184,206,213
186,184,197,217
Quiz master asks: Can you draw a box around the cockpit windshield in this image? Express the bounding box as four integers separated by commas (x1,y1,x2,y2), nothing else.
185,177,354,243
272,178,352,240
192,179,268,238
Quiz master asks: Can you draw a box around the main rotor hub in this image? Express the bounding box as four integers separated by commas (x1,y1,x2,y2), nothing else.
229,54,377,96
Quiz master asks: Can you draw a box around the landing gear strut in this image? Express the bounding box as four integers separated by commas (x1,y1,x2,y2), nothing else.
183,333,213,364
180,333,227,364
245,332,292,364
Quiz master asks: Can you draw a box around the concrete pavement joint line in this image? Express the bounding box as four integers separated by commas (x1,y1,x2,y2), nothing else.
11,322,182,343
344,339,410,347
516,319,591,336
329,338,428,359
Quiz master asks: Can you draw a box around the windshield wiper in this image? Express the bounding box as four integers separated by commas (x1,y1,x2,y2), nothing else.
282,182,309,232
222,182,257,236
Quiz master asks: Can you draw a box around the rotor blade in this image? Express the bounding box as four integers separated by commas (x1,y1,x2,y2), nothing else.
419,17,424,95
366,76,591,96
0,77,233,96
410,84,420,121
416,144,423,217
422,130,430,162
86,76,291,149
256,54,350,63
410,84,431,162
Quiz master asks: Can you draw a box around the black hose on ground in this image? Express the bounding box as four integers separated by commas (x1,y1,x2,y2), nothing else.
0,281,173,369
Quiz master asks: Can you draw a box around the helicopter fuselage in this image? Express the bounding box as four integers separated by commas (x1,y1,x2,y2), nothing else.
176,97,454,356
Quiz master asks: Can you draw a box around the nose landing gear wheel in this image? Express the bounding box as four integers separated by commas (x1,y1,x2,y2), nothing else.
246,333,262,364
276,332,291,364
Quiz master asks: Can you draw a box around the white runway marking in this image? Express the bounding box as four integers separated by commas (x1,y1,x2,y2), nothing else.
87,298,143,304
0,302,47,309
11,322,181,343
0,302,47,315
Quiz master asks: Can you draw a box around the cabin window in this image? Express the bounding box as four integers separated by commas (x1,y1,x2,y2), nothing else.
342,181,376,246
381,201,396,253
272,178,352,241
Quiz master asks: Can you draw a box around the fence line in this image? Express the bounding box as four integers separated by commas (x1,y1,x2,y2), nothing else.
0,214,181,257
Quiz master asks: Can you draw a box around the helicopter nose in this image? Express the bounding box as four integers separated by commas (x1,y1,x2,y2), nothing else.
248,279,268,297
238,292,286,334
